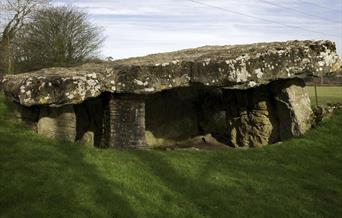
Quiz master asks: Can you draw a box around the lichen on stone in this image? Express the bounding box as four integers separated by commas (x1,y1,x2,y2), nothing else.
2,40,341,107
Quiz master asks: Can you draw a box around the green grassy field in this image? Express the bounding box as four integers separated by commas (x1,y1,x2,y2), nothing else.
1,94,342,217
306,86,342,105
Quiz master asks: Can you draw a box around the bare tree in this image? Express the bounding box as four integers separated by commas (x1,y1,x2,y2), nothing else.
13,6,103,72
0,0,49,74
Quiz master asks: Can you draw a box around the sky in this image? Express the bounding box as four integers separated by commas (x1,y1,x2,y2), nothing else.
53,0,342,60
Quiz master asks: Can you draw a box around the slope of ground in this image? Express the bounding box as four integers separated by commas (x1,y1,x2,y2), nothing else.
0,93,342,217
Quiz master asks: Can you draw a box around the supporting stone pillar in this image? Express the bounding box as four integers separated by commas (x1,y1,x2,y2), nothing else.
102,94,146,148
37,105,76,141
271,78,314,140
223,87,280,148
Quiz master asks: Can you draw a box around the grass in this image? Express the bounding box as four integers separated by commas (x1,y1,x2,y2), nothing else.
1,93,342,217
306,86,342,105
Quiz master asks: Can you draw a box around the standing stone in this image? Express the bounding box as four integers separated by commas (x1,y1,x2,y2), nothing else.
102,95,146,148
78,131,94,145
37,105,76,141
224,87,279,147
271,78,314,140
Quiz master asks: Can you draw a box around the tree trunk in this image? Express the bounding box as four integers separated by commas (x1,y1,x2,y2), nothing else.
0,37,12,75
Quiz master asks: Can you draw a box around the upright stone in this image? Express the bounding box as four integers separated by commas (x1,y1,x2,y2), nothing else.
103,95,146,148
224,87,280,148
37,105,76,141
271,78,314,140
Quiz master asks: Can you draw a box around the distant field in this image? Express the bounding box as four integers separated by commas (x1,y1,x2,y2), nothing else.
306,86,342,106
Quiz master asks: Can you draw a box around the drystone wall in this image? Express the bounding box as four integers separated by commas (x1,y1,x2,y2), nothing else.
102,95,146,148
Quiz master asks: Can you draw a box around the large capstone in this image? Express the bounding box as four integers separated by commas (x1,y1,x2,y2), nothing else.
2,40,340,107
1,40,341,148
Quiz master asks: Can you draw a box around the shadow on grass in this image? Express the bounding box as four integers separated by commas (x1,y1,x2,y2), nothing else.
133,150,301,217
0,121,137,217
133,112,342,217
133,150,241,217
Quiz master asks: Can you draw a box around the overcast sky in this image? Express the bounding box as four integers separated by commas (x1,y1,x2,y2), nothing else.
53,0,342,60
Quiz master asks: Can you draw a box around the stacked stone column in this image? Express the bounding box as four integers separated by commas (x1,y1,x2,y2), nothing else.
101,94,146,148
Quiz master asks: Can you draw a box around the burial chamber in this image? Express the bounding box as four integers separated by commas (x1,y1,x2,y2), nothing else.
2,40,341,148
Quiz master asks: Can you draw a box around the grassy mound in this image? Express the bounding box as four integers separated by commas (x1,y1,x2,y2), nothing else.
0,94,342,217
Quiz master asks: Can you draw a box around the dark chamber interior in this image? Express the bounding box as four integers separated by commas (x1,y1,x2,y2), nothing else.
144,82,283,147
73,85,233,147
74,95,105,147
145,85,227,143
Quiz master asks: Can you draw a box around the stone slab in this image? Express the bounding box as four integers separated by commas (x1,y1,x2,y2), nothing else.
2,40,340,107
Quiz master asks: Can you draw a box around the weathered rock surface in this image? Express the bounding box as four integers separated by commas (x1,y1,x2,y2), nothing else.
271,79,314,139
2,40,340,107
224,87,280,147
37,105,76,141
